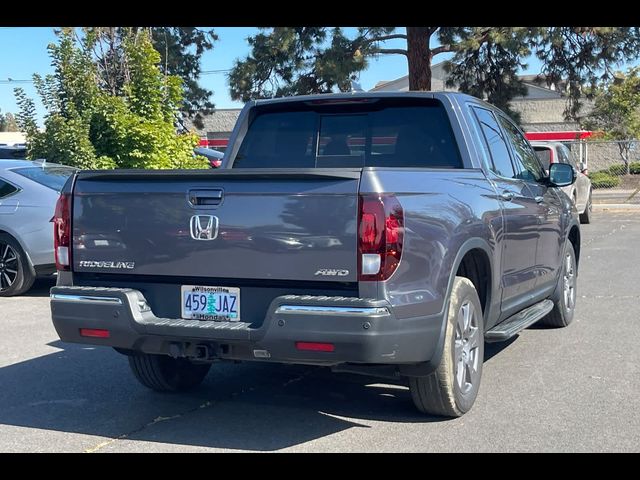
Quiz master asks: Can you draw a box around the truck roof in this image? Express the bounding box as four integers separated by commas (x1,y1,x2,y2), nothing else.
252,90,482,107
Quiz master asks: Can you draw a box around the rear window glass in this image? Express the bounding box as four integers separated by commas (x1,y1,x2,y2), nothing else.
233,101,462,169
12,165,76,192
533,146,552,170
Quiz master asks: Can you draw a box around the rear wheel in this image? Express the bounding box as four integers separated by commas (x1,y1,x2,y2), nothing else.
538,242,577,328
0,233,35,297
128,353,211,392
579,190,592,224
409,277,484,417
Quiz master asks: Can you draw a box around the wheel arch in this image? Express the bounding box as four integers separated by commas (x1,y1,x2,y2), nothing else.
0,228,35,270
401,237,495,378
568,223,581,269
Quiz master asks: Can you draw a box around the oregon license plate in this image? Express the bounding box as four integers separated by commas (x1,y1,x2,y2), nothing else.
180,285,240,321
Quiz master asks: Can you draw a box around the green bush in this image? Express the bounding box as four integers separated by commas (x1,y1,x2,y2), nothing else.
602,164,627,176
630,162,640,175
14,29,202,170
589,171,621,188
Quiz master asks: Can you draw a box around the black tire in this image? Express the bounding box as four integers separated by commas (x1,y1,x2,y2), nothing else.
128,353,211,392
0,233,36,297
409,277,484,417
538,242,577,328
579,190,592,224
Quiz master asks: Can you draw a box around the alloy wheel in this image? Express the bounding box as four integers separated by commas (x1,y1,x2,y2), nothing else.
0,243,19,291
454,301,481,394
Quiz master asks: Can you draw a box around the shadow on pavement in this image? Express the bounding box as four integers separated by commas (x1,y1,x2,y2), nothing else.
23,277,56,298
0,333,516,451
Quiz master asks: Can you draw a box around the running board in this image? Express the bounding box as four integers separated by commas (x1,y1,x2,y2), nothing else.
485,299,554,343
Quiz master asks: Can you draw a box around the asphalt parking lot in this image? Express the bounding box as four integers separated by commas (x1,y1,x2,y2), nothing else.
0,210,638,452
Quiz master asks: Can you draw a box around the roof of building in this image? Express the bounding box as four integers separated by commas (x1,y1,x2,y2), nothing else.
371,64,565,98
184,109,242,134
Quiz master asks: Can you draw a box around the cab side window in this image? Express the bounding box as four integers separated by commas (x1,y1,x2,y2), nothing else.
497,115,545,182
470,106,515,178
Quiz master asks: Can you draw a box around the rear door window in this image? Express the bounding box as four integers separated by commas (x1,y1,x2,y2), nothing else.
0,180,19,198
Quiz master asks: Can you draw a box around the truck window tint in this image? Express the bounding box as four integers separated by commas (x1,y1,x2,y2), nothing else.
234,111,317,169
471,107,514,177
497,116,545,182
0,180,18,198
233,103,462,169
317,115,366,168
533,146,552,170
367,106,462,168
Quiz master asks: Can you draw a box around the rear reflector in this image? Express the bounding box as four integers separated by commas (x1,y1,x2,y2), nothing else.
80,328,110,338
295,342,335,352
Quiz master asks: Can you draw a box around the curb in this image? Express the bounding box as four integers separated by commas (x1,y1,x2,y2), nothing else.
593,203,640,210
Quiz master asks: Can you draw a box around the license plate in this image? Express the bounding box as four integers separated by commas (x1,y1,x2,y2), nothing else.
180,285,240,321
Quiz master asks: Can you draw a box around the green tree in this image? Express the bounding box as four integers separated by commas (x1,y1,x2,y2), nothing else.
229,27,640,123
148,27,218,129
14,28,204,170
584,67,640,175
0,110,20,132
86,27,217,130
443,28,530,122
534,27,640,120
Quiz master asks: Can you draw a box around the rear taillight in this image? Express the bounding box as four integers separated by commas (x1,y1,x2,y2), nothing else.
358,194,404,281
53,193,71,271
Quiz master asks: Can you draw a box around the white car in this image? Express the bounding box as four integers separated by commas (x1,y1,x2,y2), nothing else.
531,141,592,224
0,160,76,296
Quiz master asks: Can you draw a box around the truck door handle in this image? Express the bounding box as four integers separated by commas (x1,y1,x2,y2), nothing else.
500,191,515,202
188,189,223,207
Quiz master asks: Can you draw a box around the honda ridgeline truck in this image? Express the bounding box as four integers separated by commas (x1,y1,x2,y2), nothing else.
50,92,580,416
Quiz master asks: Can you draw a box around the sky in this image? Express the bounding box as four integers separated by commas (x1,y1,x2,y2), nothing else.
0,27,553,122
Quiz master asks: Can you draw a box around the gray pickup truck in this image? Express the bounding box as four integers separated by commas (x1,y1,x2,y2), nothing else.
50,92,580,417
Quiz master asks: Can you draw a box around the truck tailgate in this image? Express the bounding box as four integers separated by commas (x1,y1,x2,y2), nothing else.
71,169,360,283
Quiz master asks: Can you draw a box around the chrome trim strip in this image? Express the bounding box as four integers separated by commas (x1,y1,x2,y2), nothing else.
275,305,389,316
51,294,123,305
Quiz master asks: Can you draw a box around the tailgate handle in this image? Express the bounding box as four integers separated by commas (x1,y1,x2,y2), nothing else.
188,189,223,207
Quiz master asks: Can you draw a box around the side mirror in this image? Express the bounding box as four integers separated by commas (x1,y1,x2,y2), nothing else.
549,162,575,187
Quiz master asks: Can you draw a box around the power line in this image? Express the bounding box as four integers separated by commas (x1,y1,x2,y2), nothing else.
0,68,230,86
200,69,231,75
0,79,33,84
